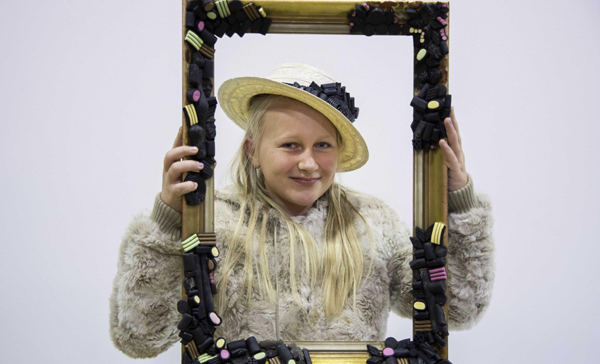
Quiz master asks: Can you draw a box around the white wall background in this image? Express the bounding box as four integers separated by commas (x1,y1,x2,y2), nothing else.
1,0,599,363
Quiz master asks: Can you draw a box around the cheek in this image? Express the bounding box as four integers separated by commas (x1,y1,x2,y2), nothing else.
318,154,338,174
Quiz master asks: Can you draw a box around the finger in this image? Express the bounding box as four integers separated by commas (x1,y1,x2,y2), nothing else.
172,180,198,196
444,117,465,166
164,145,198,172
450,106,461,145
439,139,461,171
173,126,183,149
167,159,204,184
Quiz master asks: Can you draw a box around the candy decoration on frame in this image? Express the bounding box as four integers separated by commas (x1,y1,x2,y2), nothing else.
348,2,452,152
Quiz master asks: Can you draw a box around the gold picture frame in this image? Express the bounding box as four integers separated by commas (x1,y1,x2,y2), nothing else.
181,1,450,362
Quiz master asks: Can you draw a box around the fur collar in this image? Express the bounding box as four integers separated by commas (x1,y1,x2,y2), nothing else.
215,184,330,226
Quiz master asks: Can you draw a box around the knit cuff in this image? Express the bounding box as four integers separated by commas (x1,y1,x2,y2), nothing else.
150,192,182,235
448,173,478,214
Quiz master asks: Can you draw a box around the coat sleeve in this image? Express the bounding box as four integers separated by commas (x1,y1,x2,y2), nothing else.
386,174,496,331
109,192,184,358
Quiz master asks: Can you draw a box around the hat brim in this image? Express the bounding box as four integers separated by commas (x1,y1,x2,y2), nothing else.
217,77,369,172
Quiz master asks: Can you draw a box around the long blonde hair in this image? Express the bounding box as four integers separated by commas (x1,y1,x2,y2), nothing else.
215,94,376,319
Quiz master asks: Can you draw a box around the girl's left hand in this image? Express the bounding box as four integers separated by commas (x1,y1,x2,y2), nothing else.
437,106,468,192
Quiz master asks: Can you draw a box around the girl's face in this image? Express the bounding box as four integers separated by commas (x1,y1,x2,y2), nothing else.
249,97,339,216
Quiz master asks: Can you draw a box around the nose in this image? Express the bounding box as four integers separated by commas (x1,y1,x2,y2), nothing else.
298,150,318,174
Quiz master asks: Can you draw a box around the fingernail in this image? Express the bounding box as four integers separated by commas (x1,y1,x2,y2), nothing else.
198,162,204,169
191,146,198,152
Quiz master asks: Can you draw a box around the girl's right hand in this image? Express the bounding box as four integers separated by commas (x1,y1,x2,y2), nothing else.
160,126,205,213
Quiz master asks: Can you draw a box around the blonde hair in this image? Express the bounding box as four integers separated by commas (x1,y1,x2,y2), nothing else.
215,94,376,319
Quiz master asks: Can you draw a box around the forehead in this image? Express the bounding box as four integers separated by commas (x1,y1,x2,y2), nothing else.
261,97,337,139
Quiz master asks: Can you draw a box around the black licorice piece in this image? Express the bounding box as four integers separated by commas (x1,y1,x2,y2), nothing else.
384,9,394,25
412,281,422,290
384,337,398,349
362,24,376,36
384,356,396,364
276,345,294,364
410,258,427,270
366,345,380,356
228,0,243,12
201,0,214,11
251,18,263,33
389,23,401,35
440,40,449,55
431,129,440,142
259,17,272,35
366,7,385,25
427,257,446,268
200,29,217,46
179,331,193,343
414,310,429,320
302,349,312,364
424,112,440,123
177,299,189,314
206,118,216,139
188,64,202,87
193,254,207,318
203,59,214,78
444,94,452,109
231,348,248,357
246,336,261,355
226,21,239,37
422,122,434,141
375,23,387,35
428,68,441,85
423,243,436,260
227,339,247,353
414,248,425,259
238,19,252,37
428,281,446,296
183,253,197,274
177,313,194,331
410,236,423,249
354,4,366,18
417,83,430,99
393,347,409,357
191,327,206,345
410,96,427,112
435,245,447,258
207,140,215,157
191,52,206,68
234,8,248,22
198,337,215,354
186,12,196,28
414,120,426,139
214,20,230,37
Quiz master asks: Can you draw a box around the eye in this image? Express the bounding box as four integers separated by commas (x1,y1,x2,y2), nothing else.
316,142,332,148
281,142,297,149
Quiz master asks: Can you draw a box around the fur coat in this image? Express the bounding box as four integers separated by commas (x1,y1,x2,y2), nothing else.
109,174,495,358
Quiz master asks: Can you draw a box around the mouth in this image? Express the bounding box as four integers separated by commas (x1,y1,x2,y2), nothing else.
290,177,320,181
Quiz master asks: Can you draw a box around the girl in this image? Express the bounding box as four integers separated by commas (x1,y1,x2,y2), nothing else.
109,63,495,359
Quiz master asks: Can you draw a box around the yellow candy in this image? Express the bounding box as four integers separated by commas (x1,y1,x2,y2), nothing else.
216,338,225,347
414,301,426,310
211,246,219,257
428,100,440,109
194,296,200,303
416,49,427,61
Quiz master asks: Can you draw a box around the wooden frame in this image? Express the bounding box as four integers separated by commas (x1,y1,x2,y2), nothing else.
181,1,450,363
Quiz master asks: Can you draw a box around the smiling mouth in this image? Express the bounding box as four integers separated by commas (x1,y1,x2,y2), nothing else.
290,177,320,181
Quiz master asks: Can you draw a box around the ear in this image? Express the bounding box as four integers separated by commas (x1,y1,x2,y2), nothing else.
244,137,260,169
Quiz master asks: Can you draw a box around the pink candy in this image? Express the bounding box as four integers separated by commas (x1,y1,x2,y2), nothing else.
431,275,447,281
383,348,394,357
362,3,370,11
197,21,205,31
440,29,447,41
430,267,446,274
437,16,447,26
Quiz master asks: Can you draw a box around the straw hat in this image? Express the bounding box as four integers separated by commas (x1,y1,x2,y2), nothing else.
217,63,369,172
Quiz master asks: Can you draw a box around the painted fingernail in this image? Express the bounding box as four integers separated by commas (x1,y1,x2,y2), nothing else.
198,162,204,169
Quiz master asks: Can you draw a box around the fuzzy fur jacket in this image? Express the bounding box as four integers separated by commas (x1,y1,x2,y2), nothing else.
109,174,495,358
